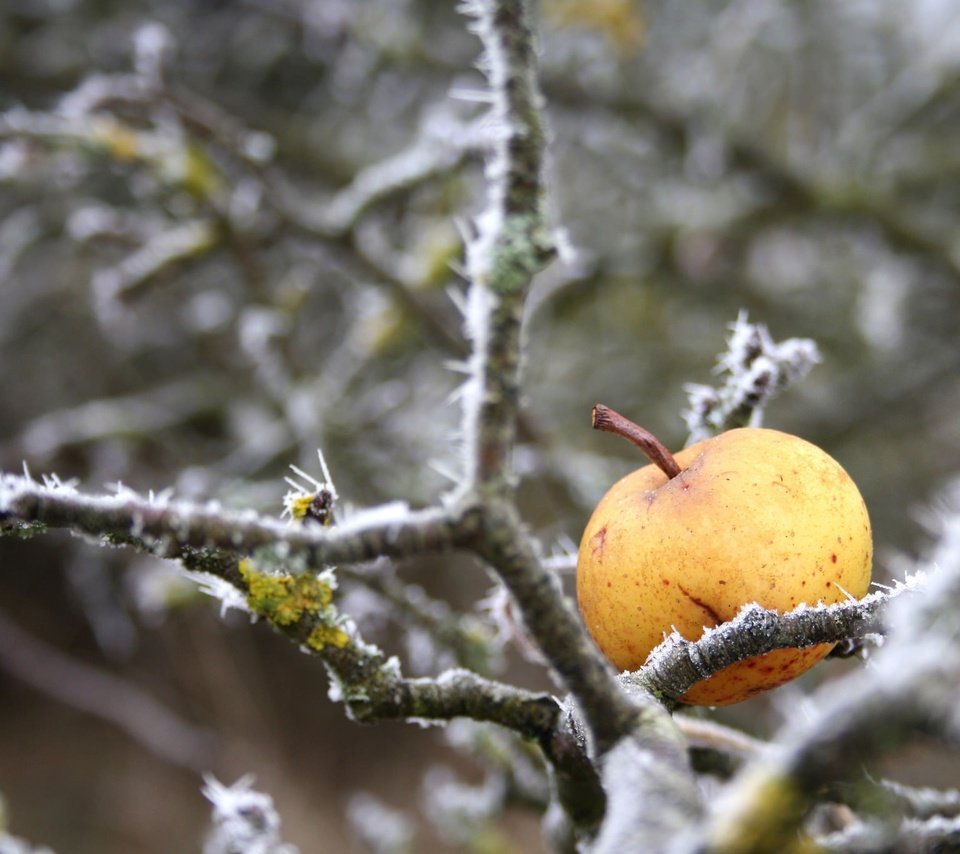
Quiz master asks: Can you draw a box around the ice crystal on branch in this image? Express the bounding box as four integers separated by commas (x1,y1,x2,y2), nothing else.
282,450,338,526
183,571,251,619
202,775,297,854
683,311,820,443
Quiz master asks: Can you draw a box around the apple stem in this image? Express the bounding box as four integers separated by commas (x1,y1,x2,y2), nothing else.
592,404,682,479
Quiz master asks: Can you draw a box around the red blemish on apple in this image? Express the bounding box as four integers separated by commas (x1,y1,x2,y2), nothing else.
677,584,722,625
591,526,607,560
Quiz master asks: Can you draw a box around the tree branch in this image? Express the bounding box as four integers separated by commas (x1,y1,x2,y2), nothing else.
469,502,702,843
0,473,609,835
471,502,639,752
682,312,821,444
879,780,960,820
454,0,645,756
449,10,703,846
0,473,473,567
461,0,554,488
700,528,960,853
627,580,919,703
190,546,608,835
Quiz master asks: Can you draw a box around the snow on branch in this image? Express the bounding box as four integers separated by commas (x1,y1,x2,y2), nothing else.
683,311,821,444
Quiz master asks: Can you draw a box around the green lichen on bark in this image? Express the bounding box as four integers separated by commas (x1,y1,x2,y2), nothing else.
0,520,47,539
485,213,554,294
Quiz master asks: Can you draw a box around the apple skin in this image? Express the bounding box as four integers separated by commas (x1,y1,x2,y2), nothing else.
576,427,873,706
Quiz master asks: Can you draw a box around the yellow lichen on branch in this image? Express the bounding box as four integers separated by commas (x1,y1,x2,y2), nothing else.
239,558,334,626
307,624,350,651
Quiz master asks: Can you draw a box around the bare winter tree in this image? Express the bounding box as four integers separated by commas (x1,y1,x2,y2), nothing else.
1,1,959,852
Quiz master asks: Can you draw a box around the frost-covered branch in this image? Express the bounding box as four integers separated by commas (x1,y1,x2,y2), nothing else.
202,775,297,854
361,669,605,832
461,0,555,488
683,312,820,444
467,511,700,845
301,116,482,238
627,578,919,703
0,473,470,567
455,0,642,755
817,814,960,853
701,513,960,854
207,550,607,833
879,780,960,819
0,469,608,833
209,555,601,815
448,11,703,845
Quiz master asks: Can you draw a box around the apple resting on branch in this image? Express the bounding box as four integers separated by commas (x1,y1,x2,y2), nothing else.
577,404,873,705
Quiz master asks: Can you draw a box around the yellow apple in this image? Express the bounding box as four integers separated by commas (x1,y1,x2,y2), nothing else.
576,407,873,705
